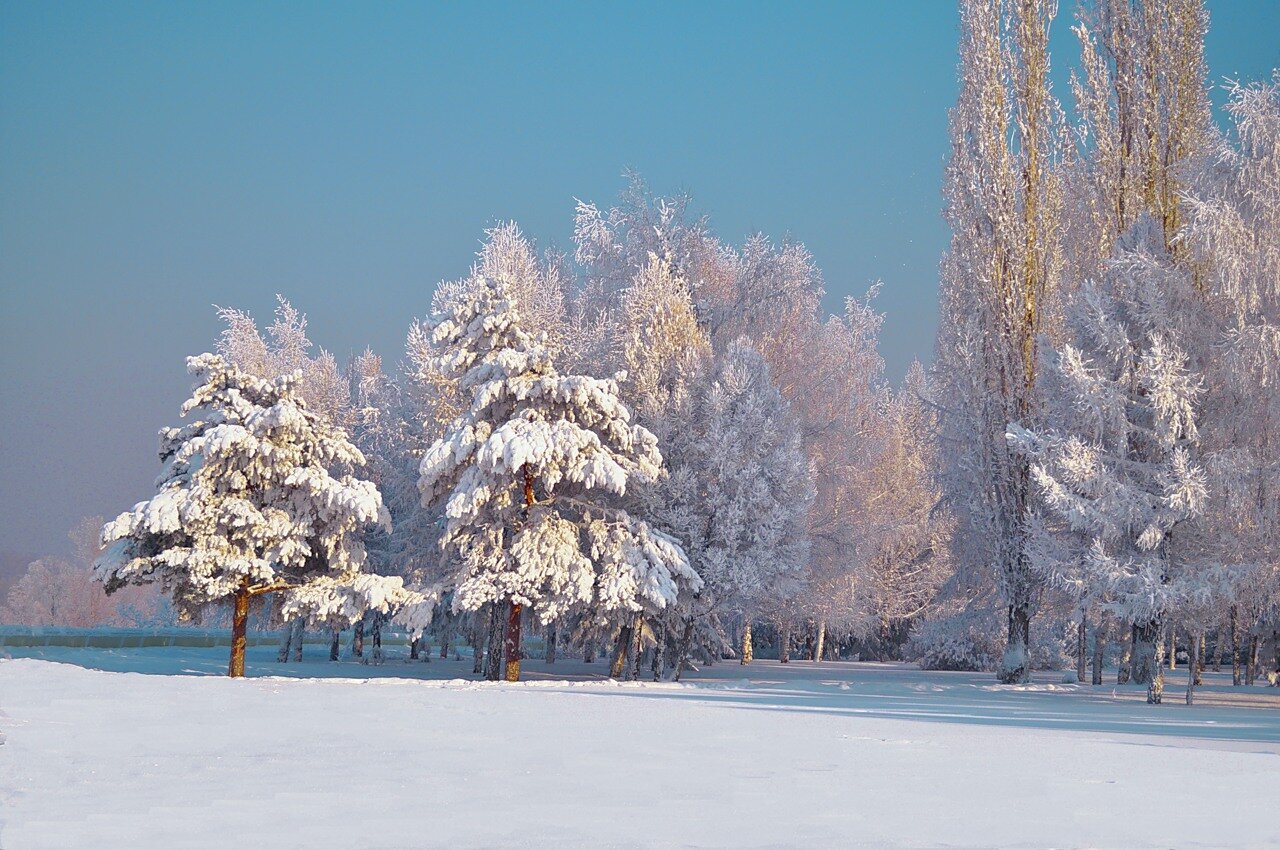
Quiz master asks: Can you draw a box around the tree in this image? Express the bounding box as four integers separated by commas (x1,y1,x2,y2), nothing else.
217,296,355,659
673,340,813,665
1070,0,1211,266
0,517,164,628
2,558,117,627
418,255,700,682
1008,216,1208,703
933,0,1067,683
94,354,430,677
1179,75,1280,683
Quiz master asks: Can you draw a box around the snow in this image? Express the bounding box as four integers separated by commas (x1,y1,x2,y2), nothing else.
2,652,1277,849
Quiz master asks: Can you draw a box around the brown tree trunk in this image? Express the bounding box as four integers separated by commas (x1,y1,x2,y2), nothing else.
1168,628,1177,670
1246,634,1260,686
409,636,421,660
503,602,523,682
813,621,826,662
228,579,250,678
1194,633,1204,686
545,621,557,664
352,617,364,659
779,621,792,664
741,619,753,665
329,628,341,661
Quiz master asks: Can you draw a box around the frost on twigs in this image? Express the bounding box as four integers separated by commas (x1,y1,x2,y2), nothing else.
95,354,429,627
418,265,701,623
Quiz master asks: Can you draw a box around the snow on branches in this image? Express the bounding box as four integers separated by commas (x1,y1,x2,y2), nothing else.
95,354,434,645
418,258,700,627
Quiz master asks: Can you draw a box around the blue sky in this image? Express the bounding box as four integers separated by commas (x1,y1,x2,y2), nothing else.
2,1,1277,557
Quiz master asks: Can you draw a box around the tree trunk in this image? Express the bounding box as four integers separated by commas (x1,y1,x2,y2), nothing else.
583,641,595,664
651,626,665,682
471,618,484,675
276,619,292,663
1272,628,1280,686
609,622,633,679
370,616,382,664
1246,634,1259,686
503,602,523,682
779,621,792,664
228,580,250,678
1133,620,1165,704
1168,628,1177,670
1194,633,1204,686
329,628,341,662
1091,619,1106,685
740,619,753,665
1117,625,1133,684
1231,607,1242,686
438,616,452,659
352,618,364,659
409,637,421,660
1076,616,1087,682
484,605,504,681
1185,630,1200,705
997,603,1031,684
277,616,304,663
672,617,695,683
1130,618,1161,687
629,617,644,682
545,621,557,664
813,621,826,663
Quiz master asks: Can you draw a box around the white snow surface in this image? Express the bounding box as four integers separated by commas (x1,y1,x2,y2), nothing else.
1,653,1278,849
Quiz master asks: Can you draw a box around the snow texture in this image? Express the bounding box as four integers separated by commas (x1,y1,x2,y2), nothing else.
1,655,1277,849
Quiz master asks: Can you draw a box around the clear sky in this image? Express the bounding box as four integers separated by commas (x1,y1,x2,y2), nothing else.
2,1,1277,558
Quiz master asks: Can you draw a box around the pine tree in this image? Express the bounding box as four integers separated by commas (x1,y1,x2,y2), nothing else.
95,354,432,677
419,258,700,681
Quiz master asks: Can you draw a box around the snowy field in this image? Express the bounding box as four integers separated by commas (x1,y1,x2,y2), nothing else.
2,649,1278,850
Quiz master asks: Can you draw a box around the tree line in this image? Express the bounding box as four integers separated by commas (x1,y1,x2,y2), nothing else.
5,0,1276,698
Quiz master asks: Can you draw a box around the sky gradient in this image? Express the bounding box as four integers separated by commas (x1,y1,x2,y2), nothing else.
2,1,1277,558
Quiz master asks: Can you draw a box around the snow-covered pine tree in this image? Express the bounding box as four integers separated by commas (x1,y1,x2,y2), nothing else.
418,260,701,682
95,354,433,677
216,296,354,659
1008,216,1208,703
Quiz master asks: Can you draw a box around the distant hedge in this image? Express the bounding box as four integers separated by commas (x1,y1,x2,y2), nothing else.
0,626,414,649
